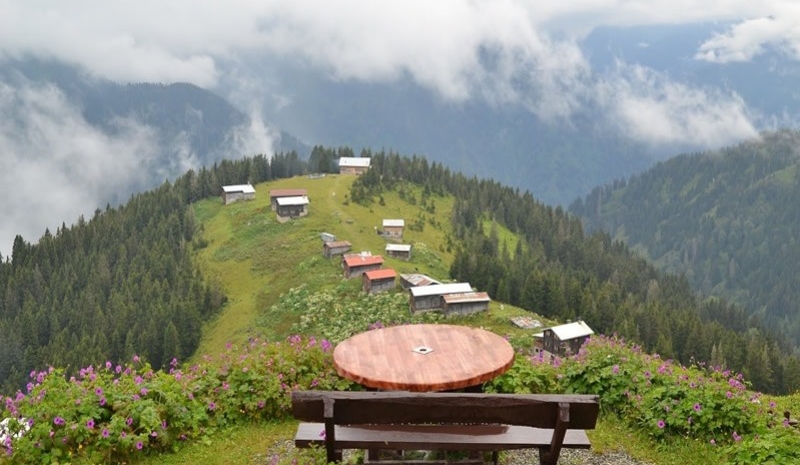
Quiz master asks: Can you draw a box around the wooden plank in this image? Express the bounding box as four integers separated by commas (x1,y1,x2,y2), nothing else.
332,324,515,392
295,422,592,451
291,391,600,430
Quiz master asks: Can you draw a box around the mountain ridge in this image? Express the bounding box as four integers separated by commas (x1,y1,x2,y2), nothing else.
570,129,800,344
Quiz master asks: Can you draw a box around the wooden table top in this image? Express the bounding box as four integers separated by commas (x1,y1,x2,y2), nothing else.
333,324,515,392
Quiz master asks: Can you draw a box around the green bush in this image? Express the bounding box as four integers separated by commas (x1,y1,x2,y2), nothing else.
0,336,352,464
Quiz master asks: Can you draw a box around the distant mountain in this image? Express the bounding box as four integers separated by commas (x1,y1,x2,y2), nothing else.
570,130,800,344
254,60,657,207
238,22,800,207
1,58,309,192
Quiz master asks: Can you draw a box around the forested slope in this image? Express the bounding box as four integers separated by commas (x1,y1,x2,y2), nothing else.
0,151,308,392
570,130,800,346
354,153,800,394
2,144,798,397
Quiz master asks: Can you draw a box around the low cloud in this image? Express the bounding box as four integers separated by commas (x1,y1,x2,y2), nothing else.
225,111,280,158
0,80,161,257
696,5,800,63
595,64,758,147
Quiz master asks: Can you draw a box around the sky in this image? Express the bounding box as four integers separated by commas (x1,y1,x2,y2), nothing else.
0,0,797,256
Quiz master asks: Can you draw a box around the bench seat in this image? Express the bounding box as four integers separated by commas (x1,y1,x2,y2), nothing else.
291,390,599,465
295,422,592,452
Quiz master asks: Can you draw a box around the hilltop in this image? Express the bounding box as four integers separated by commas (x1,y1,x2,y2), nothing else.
191,172,545,356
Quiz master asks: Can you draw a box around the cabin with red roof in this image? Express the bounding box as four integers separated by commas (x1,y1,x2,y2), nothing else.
342,254,384,278
362,268,397,294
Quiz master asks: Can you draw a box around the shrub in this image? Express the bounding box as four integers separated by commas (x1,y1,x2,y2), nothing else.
0,336,352,464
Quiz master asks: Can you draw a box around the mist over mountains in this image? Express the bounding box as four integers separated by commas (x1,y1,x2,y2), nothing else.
0,59,305,257
4,14,800,256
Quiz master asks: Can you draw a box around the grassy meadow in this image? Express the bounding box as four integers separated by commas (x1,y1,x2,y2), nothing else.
14,173,793,465
149,174,693,465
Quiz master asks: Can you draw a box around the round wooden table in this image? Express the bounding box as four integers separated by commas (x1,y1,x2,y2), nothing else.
333,324,515,392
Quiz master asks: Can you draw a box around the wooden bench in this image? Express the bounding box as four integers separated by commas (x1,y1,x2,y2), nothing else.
291,390,599,465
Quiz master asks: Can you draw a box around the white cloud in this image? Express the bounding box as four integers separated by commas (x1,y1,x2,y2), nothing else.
0,1,782,97
696,6,800,63
0,0,797,253
596,64,758,146
0,80,161,257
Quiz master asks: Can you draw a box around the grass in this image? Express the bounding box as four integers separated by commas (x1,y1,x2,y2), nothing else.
131,421,298,465
192,174,458,359
176,175,738,465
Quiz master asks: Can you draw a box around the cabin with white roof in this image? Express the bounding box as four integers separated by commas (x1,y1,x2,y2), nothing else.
269,188,308,211
382,219,405,240
338,157,371,175
275,196,309,219
409,282,474,313
221,184,255,205
385,243,412,261
541,320,595,356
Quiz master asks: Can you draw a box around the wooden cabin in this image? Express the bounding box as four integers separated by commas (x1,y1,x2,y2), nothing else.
442,291,491,316
323,240,352,258
382,219,405,240
399,273,441,289
338,157,371,175
408,282,473,313
342,254,384,278
362,268,398,294
269,189,308,211
275,196,309,219
221,184,255,205
385,243,412,261
542,321,595,357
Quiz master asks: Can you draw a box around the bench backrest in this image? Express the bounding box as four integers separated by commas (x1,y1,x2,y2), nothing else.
291,390,599,429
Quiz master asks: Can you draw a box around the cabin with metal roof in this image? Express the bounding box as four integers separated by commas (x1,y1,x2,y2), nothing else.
542,320,595,356
409,282,474,313
385,243,412,261
269,188,308,211
275,196,309,219
362,268,398,294
382,219,405,240
399,273,442,289
323,240,352,258
342,254,384,278
221,184,256,205
442,291,491,316
338,157,371,175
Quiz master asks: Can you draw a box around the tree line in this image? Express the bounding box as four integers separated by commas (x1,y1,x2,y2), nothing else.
353,151,800,394
571,130,800,347
3,144,796,395
0,151,309,393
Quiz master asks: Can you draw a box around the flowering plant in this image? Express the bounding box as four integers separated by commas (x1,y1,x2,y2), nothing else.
0,336,352,464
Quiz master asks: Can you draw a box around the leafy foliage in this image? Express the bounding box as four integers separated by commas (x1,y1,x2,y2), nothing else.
0,336,351,464
266,283,459,344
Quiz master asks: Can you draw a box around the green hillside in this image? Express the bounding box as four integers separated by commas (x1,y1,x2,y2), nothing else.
7,149,800,464
570,129,800,346
191,173,546,357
